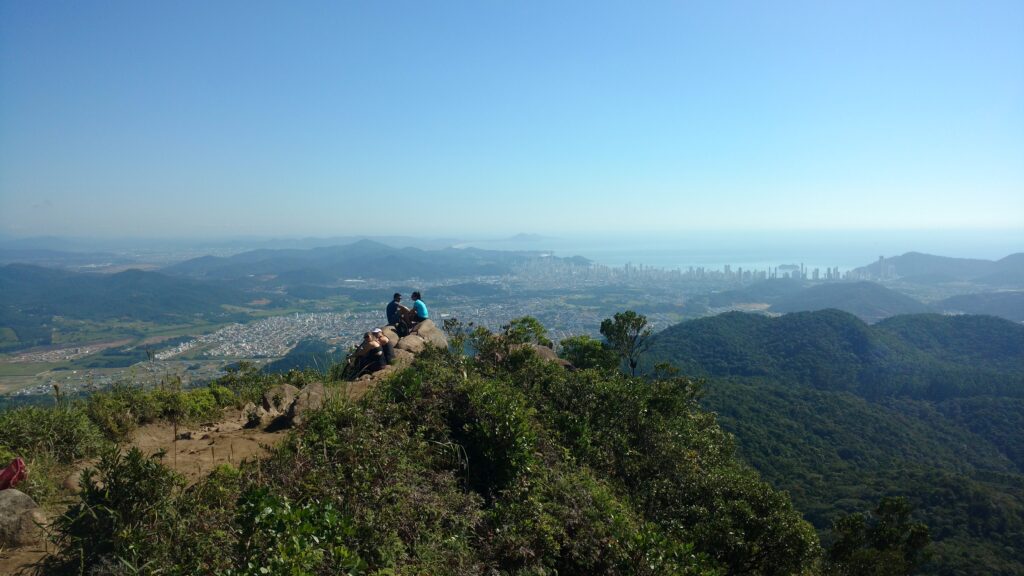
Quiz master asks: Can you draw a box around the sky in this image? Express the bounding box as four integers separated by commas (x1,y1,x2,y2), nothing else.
1,1,1022,239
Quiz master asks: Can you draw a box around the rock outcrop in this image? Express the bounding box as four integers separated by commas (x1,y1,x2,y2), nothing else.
396,333,426,354
412,319,448,349
279,320,451,428
288,382,343,427
262,384,300,417
529,344,575,370
0,489,45,547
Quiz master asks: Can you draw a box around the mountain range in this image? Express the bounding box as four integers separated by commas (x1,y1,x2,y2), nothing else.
701,277,1023,324
852,251,1024,285
162,239,579,283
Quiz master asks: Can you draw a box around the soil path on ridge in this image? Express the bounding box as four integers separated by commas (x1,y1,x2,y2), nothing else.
0,407,293,574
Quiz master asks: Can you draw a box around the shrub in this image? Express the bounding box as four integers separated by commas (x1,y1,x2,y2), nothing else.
453,376,539,495
255,397,484,573
209,383,236,407
36,324,820,575
49,446,185,572
84,381,162,442
228,488,365,575
0,443,16,465
0,403,105,463
212,361,278,406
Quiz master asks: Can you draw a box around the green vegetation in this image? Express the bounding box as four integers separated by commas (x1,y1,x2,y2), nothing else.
826,497,931,576
936,291,1024,322
600,310,652,376
558,334,619,371
770,282,930,323
0,361,66,377
0,366,281,504
647,310,1024,575
4,318,824,575
0,264,264,352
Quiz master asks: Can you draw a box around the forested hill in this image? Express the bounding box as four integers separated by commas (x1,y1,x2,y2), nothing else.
0,264,252,351
648,309,1024,400
851,251,1024,285
770,281,931,322
162,239,581,283
646,310,1024,574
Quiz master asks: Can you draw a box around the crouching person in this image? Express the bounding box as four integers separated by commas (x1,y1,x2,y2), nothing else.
372,327,394,365
354,331,385,375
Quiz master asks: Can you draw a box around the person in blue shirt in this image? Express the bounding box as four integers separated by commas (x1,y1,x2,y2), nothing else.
410,291,429,325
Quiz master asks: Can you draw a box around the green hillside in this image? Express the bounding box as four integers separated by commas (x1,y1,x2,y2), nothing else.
1,328,821,575
647,310,1024,575
0,264,256,351
770,282,931,322
936,291,1024,322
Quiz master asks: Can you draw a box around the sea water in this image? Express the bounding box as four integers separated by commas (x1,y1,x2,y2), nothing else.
460,229,1024,273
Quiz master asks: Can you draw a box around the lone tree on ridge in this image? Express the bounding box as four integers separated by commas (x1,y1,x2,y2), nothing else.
600,310,652,377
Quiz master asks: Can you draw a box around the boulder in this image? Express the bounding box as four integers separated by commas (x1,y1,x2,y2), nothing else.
241,402,268,428
380,326,400,344
530,344,559,362
357,364,396,383
530,344,575,370
391,348,415,367
411,319,448,348
396,334,426,354
411,318,437,333
287,382,338,427
0,489,45,547
63,471,82,494
262,384,300,416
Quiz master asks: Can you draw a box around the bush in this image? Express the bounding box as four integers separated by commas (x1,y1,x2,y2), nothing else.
212,361,279,406
209,383,236,407
229,488,365,575
85,381,228,443
0,402,105,463
252,395,484,573
0,443,16,465
84,381,162,442
156,387,219,423
49,447,185,572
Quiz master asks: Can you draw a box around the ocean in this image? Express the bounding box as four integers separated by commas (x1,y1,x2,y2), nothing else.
458,229,1024,273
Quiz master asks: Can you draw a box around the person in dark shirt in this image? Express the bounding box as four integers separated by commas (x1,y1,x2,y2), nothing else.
386,293,410,335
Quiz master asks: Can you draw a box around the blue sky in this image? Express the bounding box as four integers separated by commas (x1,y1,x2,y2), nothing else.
1,1,1022,238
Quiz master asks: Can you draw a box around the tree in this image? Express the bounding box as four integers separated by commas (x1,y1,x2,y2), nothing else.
826,496,930,576
559,335,618,372
600,311,652,376
502,316,552,347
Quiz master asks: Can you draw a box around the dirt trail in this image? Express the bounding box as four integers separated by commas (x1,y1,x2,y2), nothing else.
0,408,293,574
132,408,288,483
1,378,379,573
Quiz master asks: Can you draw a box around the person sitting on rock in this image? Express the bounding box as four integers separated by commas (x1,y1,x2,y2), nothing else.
372,327,394,365
408,291,429,328
386,292,411,335
354,331,384,374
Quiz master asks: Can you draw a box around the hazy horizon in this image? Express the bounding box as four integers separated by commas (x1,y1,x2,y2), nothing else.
2,228,1021,273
